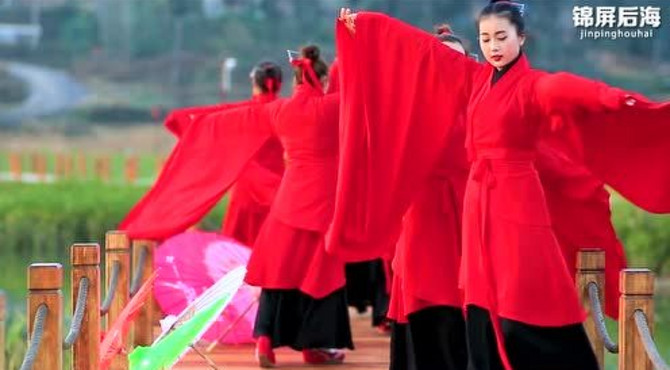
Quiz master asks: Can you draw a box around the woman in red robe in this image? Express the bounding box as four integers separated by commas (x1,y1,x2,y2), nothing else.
388,24,470,370
161,61,285,247
221,63,285,246
120,61,284,241
328,57,393,334
246,45,353,367
122,49,352,366
332,1,670,369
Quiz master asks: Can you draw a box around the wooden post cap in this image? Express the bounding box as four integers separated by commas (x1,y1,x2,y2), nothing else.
28,263,63,290
576,249,605,271
105,231,130,251
71,244,101,266
620,268,654,296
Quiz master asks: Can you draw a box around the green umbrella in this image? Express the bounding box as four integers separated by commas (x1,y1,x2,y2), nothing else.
129,292,232,370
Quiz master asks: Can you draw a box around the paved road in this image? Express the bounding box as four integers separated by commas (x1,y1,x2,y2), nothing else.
0,61,87,126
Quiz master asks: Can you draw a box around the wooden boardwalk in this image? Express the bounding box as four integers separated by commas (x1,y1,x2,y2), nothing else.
174,311,391,369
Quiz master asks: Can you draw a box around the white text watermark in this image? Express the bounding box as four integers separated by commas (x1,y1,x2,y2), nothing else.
573,6,661,40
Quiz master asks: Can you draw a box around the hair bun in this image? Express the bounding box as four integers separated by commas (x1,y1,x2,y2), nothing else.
489,0,523,6
435,24,453,36
488,0,525,16
301,45,320,62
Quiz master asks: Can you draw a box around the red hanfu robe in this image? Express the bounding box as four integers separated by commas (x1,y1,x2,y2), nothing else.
330,55,394,311
221,137,284,246
164,100,253,138
535,140,626,319
328,11,670,332
160,95,285,246
327,58,340,94
244,85,345,298
326,14,473,261
387,120,469,322
459,54,589,327
120,97,281,240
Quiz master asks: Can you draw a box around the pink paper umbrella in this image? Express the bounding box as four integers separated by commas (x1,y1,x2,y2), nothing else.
154,230,260,344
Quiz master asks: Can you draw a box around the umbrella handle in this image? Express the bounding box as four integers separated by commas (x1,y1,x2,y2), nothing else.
190,344,220,369
206,296,259,353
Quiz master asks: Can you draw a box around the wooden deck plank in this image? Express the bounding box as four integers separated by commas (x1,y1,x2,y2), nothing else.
173,312,390,369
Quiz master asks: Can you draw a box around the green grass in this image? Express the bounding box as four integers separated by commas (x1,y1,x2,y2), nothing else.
0,181,227,296
0,151,8,172
611,194,670,274
1,181,228,365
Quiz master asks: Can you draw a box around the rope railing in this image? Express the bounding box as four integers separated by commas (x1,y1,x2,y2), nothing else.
21,244,670,370
104,231,132,367
634,310,670,370
576,248,607,368
587,282,619,353
69,243,101,369
63,277,90,349
20,304,48,370
16,239,148,369
130,245,148,296
131,239,157,347
101,261,121,316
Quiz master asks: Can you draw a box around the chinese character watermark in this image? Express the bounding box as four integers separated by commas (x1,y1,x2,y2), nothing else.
573,6,661,40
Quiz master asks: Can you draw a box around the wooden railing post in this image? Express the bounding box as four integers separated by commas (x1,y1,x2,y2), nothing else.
71,244,101,370
124,156,138,185
132,240,156,346
28,263,63,370
105,231,130,370
576,249,605,368
619,268,654,370
0,291,5,370
9,152,21,181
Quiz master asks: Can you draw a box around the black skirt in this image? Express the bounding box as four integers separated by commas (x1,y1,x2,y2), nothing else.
390,305,468,370
345,259,390,326
253,288,354,351
465,305,599,370
390,322,416,370
408,305,468,370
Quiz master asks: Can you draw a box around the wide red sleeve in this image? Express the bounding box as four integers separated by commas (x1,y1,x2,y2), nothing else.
164,101,251,138
237,138,285,207
119,101,282,240
535,140,626,319
534,72,670,213
326,58,340,94
325,12,475,261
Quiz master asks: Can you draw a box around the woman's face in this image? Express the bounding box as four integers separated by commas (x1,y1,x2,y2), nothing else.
478,15,525,70
443,40,466,55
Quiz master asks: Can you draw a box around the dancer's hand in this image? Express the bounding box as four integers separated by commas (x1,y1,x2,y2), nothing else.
624,95,637,106
339,8,357,34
